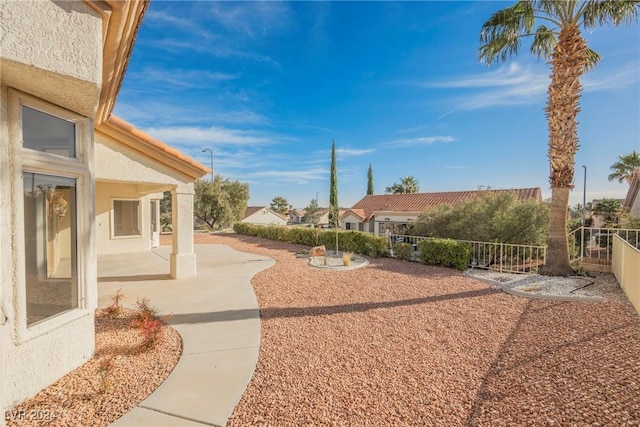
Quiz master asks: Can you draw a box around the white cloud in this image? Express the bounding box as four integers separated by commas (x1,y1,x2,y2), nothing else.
388,136,456,147
128,68,239,89
141,125,281,146
208,2,293,38
426,61,639,119
583,63,640,92
249,168,327,185
335,148,375,156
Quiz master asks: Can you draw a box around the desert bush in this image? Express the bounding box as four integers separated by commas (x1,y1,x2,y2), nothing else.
393,242,413,261
409,190,548,246
131,297,170,350
418,239,470,270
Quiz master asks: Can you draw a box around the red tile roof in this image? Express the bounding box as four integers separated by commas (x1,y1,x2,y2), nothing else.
350,188,542,219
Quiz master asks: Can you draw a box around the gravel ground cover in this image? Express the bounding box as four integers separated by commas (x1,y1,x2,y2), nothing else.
190,233,640,426
6,309,181,427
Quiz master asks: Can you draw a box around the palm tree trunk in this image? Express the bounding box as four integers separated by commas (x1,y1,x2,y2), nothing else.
540,25,587,276
541,187,573,275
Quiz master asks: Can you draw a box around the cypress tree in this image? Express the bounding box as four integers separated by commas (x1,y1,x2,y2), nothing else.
329,140,339,228
367,164,374,195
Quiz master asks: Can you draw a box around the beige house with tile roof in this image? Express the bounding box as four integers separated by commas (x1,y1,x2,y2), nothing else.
0,0,208,414
243,207,288,226
342,188,542,234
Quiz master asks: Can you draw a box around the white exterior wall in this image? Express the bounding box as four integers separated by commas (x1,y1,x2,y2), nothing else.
244,209,287,226
341,213,363,231
95,132,198,278
0,2,102,414
96,183,153,254
0,1,102,118
373,212,419,235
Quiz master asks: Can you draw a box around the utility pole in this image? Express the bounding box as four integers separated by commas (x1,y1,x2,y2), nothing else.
202,148,214,181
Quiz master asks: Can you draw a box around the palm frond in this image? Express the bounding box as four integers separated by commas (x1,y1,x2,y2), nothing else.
583,48,601,71
479,1,536,65
583,0,640,28
530,24,557,58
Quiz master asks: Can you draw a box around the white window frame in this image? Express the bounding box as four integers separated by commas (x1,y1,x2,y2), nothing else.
8,89,93,343
110,198,142,239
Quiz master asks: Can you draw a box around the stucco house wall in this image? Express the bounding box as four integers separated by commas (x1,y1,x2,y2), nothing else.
94,131,196,255
0,0,103,412
243,207,288,226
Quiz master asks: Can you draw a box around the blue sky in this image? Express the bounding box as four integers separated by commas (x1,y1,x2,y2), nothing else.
114,1,640,209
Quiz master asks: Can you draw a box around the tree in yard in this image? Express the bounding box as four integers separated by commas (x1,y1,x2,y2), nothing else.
303,198,322,225
367,164,374,195
479,0,639,275
159,190,172,232
593,198,622,226
194,175,249,230
270,196,289,215
328,140,339,228
385,176,420,194
608,151,640,184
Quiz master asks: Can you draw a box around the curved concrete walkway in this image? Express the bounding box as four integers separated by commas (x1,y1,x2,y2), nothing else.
98,244,274,427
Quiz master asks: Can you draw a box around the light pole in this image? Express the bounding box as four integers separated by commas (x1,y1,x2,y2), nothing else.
582,165,587,226
202,148,214,181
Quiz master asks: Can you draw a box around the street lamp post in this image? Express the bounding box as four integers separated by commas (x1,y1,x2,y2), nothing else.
202,148,214,181
582,165,587,225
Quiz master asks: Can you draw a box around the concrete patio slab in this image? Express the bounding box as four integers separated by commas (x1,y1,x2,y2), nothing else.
100,244,274,427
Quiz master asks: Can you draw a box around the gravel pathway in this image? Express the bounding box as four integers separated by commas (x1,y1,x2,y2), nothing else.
192,233,640,426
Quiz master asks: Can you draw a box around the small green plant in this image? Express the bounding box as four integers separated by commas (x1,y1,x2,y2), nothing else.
103,288,125,318
323,256,328,266
96,357,115,394
342,251,353,266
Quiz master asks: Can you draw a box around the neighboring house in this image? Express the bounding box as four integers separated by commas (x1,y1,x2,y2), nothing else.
623,170,640,218
0,0,207,414
243,207,288,226
342,188,542,234
316,208,346,228
288,209,306,224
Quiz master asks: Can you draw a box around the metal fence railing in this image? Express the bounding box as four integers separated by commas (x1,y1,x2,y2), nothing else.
385,233,546,274
568,227,640,266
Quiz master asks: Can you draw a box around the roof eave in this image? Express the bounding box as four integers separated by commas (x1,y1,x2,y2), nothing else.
97,116,210,181
84,0,150,125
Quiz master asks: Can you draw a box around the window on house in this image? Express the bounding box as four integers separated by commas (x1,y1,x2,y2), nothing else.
345,222,352,230
23,173,78,326
22,106,76,158
113,200,141,237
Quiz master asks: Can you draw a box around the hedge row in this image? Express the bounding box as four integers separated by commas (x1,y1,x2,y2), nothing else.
232,223,388,257
232,223,471,269
417,239,470,270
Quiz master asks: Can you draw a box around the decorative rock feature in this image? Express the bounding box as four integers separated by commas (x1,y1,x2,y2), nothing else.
309,245,326,257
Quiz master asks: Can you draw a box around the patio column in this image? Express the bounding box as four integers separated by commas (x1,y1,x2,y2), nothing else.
170,185,196,278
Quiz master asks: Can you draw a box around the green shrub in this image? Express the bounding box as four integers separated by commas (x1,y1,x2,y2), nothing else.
393,242,413,261
418,239,470,270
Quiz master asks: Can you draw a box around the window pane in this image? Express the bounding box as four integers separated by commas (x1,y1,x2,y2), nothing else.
22,106,76,158
23,173,78,326
113,200,141,237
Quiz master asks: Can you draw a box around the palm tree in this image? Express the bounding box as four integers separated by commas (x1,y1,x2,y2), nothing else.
385,176,420,194
479,0,639,276
608,151,640,184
